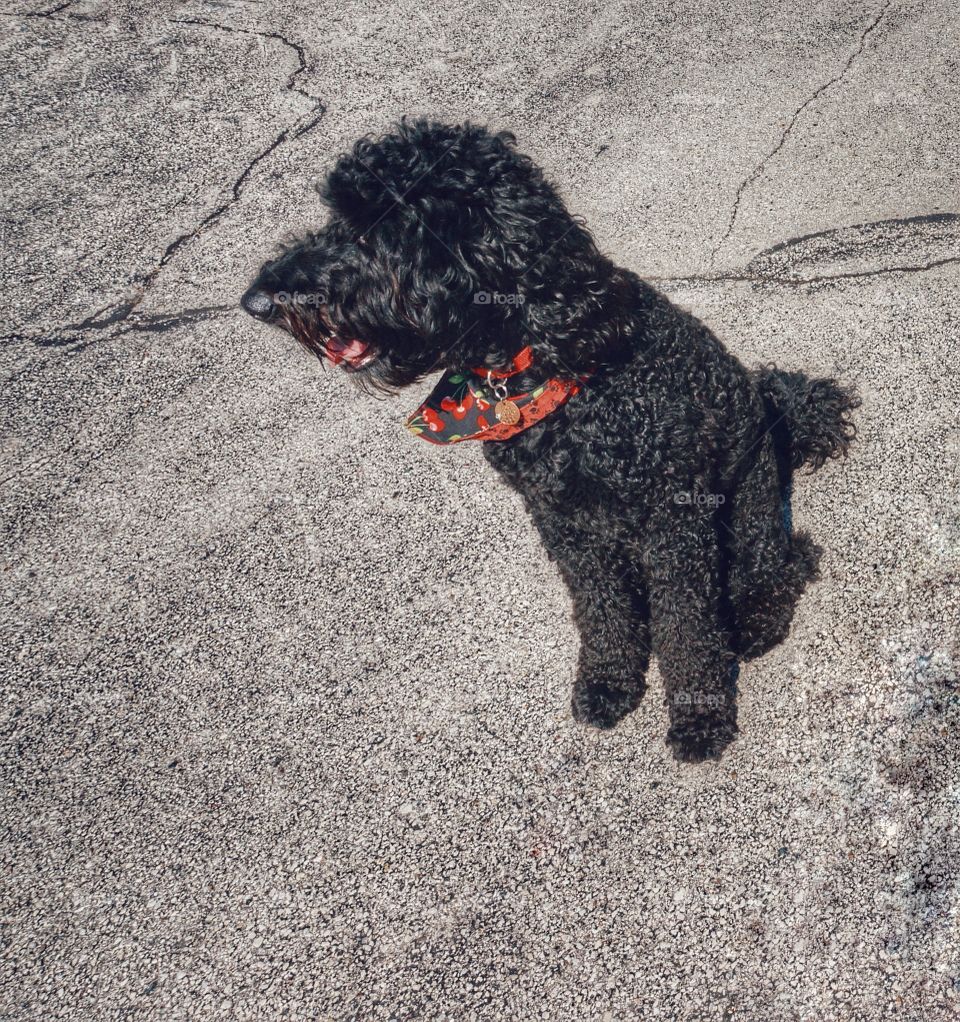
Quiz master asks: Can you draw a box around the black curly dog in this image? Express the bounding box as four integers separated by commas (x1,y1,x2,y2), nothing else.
242,120,857,762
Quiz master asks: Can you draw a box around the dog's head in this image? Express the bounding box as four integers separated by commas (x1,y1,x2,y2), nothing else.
242,119,633,389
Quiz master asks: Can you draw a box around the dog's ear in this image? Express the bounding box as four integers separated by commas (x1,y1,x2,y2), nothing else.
320,118,503,238
321,119,635,376
320,120,531,370
452,127,639,376
474,160,636,377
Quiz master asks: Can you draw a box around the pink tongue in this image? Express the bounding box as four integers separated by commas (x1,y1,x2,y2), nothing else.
326,336,369,365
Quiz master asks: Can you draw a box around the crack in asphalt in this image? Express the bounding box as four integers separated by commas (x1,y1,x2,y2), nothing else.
21,0,76,16
19,17,325,349
709,0,894,266
5,0,102,21
33,305,238,351
648,253,960,290
172,18,320,113
6,209,958,361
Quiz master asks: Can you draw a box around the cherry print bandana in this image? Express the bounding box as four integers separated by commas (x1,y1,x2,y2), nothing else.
405,346,585,445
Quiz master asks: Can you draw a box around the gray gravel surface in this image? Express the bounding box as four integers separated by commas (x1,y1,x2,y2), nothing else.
2,1,959,1019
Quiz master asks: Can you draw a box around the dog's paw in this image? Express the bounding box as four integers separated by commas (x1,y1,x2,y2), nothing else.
571,677,643,730
666,717,737,763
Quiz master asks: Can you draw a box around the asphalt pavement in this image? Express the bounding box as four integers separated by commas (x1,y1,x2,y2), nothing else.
2,1,958,1019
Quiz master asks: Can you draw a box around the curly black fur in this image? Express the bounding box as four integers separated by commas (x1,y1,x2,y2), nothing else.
242,119,859,762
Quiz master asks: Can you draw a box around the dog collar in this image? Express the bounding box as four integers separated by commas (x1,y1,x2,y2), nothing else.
405,345,585,445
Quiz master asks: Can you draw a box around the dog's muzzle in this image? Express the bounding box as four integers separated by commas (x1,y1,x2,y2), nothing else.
241,287,375,369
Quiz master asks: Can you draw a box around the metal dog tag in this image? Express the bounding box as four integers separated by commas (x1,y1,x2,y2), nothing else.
494,399,521,425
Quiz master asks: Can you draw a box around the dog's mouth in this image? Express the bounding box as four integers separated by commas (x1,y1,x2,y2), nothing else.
323,335,376,370
270,298,378,372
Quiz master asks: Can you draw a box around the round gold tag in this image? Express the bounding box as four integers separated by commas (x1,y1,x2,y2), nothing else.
494,399,521,425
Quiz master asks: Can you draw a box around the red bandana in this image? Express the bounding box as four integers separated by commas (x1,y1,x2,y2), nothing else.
405,346,584,444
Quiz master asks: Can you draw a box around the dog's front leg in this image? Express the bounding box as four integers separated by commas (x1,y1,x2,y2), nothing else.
642,510,738,762
531,513,649,729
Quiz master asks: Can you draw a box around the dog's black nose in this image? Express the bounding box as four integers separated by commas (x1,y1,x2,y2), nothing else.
241,288,276,321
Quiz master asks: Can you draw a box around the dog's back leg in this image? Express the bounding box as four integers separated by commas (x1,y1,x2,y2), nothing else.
531,512,649,729
641,509,738,761
722,433,820,660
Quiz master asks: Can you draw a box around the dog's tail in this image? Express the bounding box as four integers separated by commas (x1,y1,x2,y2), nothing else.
754,368,860,472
